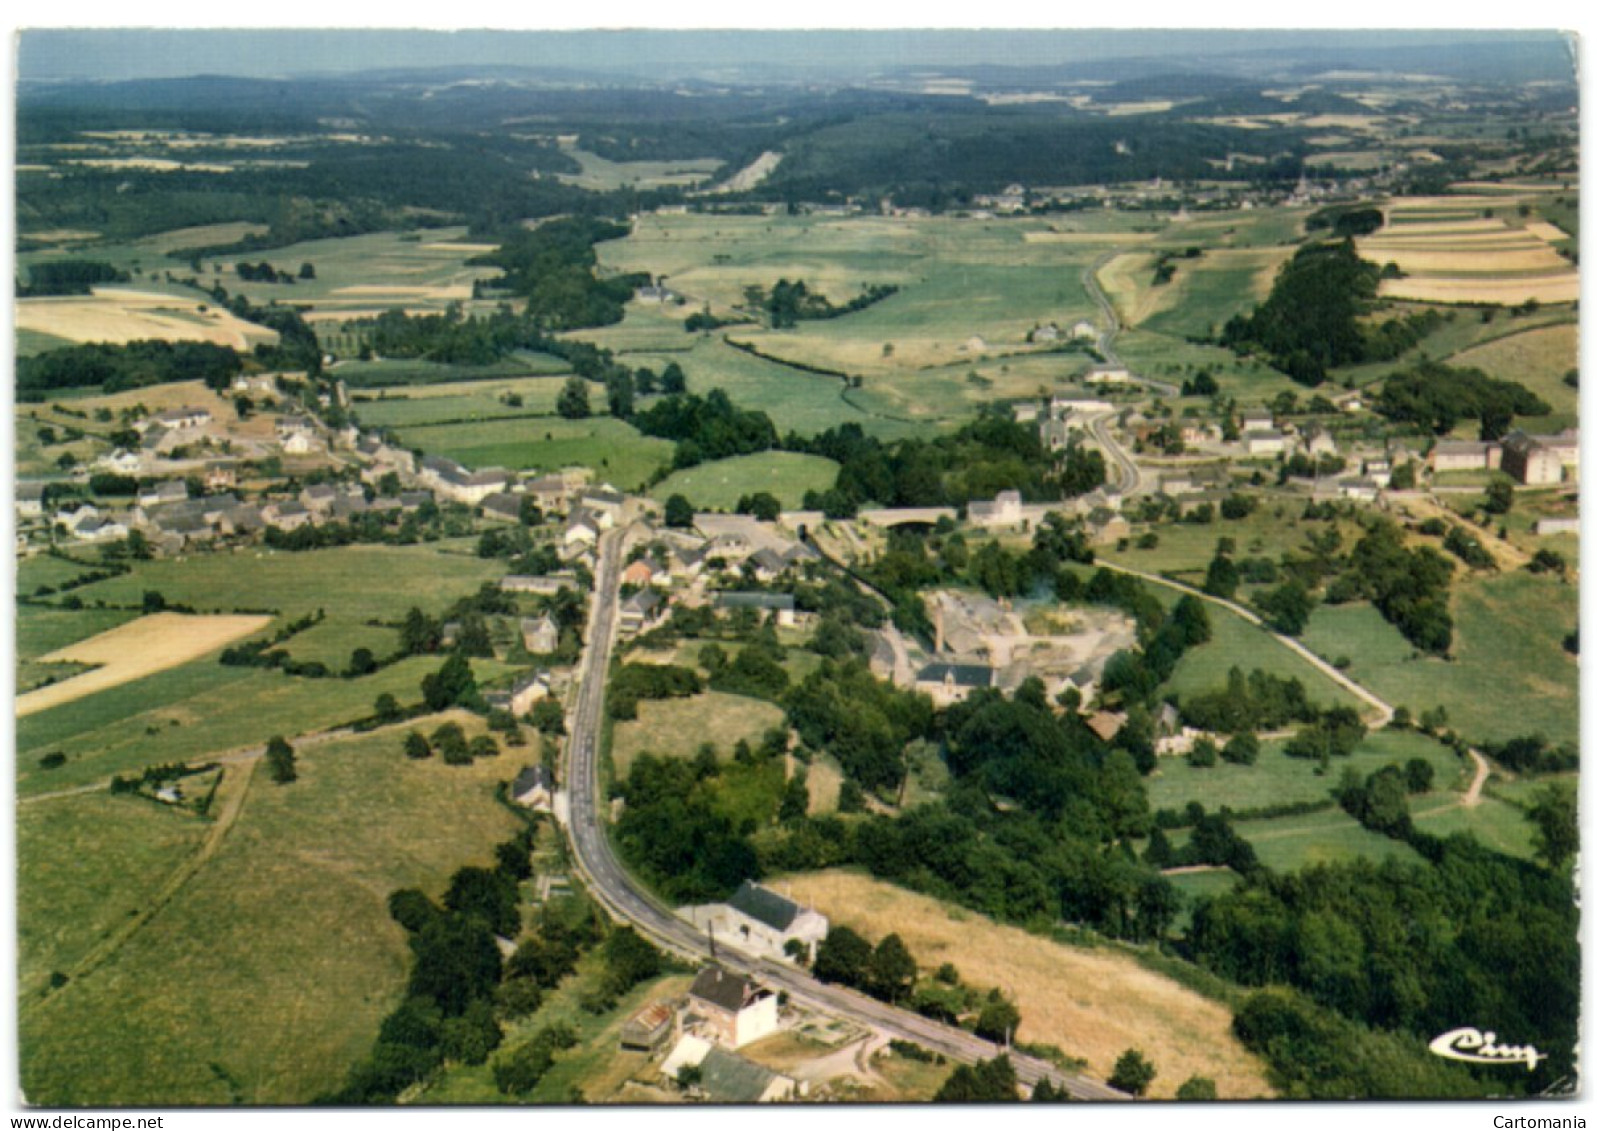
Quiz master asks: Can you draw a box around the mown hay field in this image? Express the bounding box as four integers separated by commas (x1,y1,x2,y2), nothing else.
18,720,524,1105
779,869,1274,1099
18,613,273,718
15,289,281,350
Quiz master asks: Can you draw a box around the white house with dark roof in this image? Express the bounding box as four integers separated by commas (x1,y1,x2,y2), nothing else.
510,765,555,811
915,661,997,705
683,966,781,1049
137,480,188,508
680,880,829,965
662,1036,797,1102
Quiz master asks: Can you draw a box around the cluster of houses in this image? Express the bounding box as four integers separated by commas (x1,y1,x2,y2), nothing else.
617,882,834,1102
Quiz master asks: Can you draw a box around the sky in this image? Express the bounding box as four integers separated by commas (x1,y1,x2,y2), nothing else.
13,26,1577,83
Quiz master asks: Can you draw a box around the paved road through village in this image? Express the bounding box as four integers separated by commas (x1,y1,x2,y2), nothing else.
561,525,1128,1100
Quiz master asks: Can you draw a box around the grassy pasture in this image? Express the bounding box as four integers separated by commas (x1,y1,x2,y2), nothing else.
1223,807,1428,871
1448,322,1578,432
1161,606,1368,718
556,147,722,191
649,451,838,510
14,655,510,798
388,416,674,490
609,690,786,778
1147,730,1467,815
334,353,572,388
352,377,602,429
1301,575,1577,747
64,543,504,627
16,792,210,997
17,722,524,1105
618,334,925,439
15,604,139,659
278,620,401,668
779,869,1273,1099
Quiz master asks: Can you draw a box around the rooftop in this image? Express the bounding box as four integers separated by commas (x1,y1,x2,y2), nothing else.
727,879,801,932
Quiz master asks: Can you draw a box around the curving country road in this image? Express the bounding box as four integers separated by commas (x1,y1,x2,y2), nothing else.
561,526,1127,1100
1081,251,1180,397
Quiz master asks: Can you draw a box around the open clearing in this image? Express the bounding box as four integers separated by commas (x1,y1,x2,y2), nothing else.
648,451,839,510
1450,322,1578,430
15,290,281,350
18,721,523,1105
610,690,785,778
779,869,1272,1099
17,613,272,718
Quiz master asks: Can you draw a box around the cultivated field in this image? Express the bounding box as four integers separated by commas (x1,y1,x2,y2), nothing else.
15,289,281,350
17,613,272,718
556,146,723,192
351,376,596,429
17,721,524,1105
1359,203,1578,306
648,451,838,510
1449,322,1578,431
779,869,1274,1099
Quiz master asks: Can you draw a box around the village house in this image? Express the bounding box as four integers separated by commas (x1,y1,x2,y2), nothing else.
662,1036,797,1103
1050,390,1114,418
621,558,658,589
713,592,796,628
967,489,1024,528
1011,401,1043,424
1502,430,1579,486
683,967,780,1049
99,449,144,475
137,480,188,508
523,475,569,516
577,486,626,527
1240,408,1274,434
521,614,560,655
262,500,313,531
150,406,212,432
619,589,665,635
488,671,550,716
510,765,555,811
301,483,339,515
282,429,320,455
562,511,602,555
1301,425,1338,458
1244,430,1289,457
479,492,524,524
74,514,128,542
15,481,46,519
1086,711,1126,743
204,462,239,490
1071,319,1097,340
1031,324,1059,344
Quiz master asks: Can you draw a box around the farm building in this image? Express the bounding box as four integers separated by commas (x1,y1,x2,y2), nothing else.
713,592,796,627
15,481,45,519
681,881,830,966
1430,440,1502,473
510,765,555,811
1536,516,1580,536
502,573,578,597
683,966,780,1049
619,1002,677,1054
1050,390,1113,417
1012,401,1043,423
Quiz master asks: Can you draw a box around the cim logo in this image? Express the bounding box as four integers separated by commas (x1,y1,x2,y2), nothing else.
1429,1027,1545,1071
